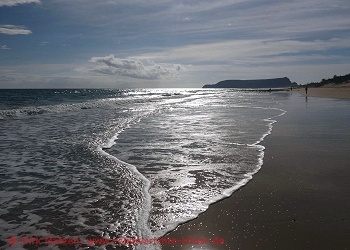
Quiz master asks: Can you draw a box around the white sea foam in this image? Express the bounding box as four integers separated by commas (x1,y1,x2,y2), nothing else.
106,90,287,239
0,89,286,250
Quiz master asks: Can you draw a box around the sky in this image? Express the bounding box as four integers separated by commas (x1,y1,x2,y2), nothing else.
0,0,350,88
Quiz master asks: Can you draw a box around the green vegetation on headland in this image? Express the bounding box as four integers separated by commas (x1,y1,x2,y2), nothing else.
305,73,350,87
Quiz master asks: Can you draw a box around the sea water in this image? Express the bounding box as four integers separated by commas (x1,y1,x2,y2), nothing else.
0,89,285,249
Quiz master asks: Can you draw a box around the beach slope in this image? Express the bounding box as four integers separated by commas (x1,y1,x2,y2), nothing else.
162,93,350,249
302,83,350,99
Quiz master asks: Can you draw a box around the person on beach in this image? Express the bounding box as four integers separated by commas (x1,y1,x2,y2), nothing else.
305,85,308,95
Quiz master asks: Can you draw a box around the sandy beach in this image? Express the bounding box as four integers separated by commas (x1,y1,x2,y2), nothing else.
162,93,350,249
299,83,350,99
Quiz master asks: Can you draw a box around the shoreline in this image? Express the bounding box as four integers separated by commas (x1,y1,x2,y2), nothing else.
162,93,350,249
297,83,350,99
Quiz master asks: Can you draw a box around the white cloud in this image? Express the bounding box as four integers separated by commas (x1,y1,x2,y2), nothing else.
39,41,49,46
88,54,184,80
1,45,10,49
0,25,32,35
0,0,40,7
61,0,349,40
133,36,350,85
0,75,16,81
141,37,350,65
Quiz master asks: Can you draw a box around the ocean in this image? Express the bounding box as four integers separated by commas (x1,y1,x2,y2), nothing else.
0,89,286,250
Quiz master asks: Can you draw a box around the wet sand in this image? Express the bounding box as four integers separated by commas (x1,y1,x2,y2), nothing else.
162,94,350,249
300,83,350,99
